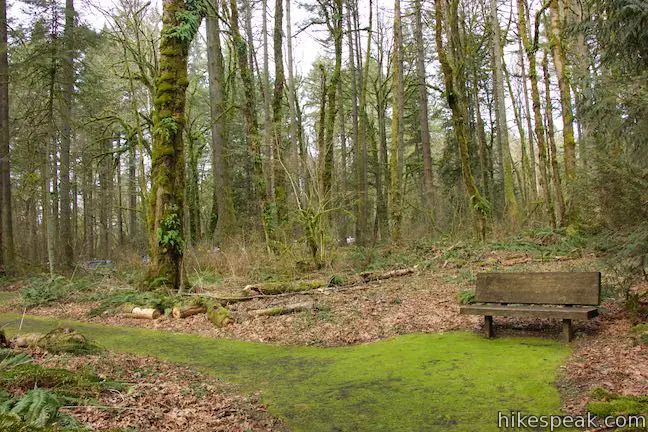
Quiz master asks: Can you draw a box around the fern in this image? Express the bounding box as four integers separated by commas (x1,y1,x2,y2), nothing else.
457,289,476,305
10,389,62,427
0,351,33,371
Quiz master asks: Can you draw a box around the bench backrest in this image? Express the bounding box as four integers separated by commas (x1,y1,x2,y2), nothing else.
475,272,601,305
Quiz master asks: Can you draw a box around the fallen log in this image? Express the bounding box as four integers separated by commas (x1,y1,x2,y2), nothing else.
242,267,417,296
172,305,207,319
251,301,315,317
359,267,415,282
243,279,329,296
121,304,161,319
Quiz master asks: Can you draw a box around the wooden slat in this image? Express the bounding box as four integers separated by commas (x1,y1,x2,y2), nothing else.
475,272,600,305
459,304,599,320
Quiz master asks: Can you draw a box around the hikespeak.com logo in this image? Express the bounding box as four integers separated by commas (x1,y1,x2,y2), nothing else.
498,411,647,431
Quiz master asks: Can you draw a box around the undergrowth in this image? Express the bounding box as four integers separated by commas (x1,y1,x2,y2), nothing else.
0,346,127,432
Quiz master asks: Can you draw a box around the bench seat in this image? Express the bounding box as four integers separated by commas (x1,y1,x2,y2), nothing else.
460,272,601,341
460,304,599,320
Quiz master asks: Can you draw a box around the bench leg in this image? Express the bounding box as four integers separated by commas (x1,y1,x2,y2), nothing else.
562,319,573,342
485,316,494,338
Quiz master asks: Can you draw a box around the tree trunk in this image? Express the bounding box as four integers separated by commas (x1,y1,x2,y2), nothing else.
490,0,518,224
128,139,138,242
206,12,235,242
434,0,489,239
82,143,94,258
285,0,303,199
116,147,124,246
261,0,275,214
542,49,566,227
147,0,202,290
0,0,11,266
59,0,75,268
518,37,537,200
272,0,286,221
548,2,576,185
414,0,435,229
356,0,371,245
320,0,342,199
229,0,275,250
45,34,57,275
374,8,389,240
99,139,111,258
389,0,404,241
517,0,554,227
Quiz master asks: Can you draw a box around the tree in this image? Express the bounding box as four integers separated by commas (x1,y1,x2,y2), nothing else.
147,0,204,290
389,0,404,241
206,4,235,241
0,0,8,267
434,0,489,238
59,0,76,268
413,0,435,229
490,0,517,224
548,2,576,187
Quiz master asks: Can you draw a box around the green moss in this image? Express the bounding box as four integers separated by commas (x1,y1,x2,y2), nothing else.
1,313,570,431
588,388,648,417
206,304,231,327
0,363,108,396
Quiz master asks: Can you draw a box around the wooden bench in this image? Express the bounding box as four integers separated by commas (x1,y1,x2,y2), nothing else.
460,272,601,341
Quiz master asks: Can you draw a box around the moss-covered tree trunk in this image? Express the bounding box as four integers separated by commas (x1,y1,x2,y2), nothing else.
147,0,203,290
434,0,489,239
389,0,404,242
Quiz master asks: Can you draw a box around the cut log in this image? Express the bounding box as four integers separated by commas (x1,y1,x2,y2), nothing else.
207,304,233,327
172,305,207,319
251,301,315,317
121,304,161,319
13,333,42,348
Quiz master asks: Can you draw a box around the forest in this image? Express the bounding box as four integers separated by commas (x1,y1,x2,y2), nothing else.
0,0,647,430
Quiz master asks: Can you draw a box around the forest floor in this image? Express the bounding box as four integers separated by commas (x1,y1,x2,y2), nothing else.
1,242,647,430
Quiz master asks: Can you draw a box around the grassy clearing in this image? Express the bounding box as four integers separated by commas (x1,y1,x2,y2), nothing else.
0,313,571,432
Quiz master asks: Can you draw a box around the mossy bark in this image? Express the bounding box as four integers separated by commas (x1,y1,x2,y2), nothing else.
434,0,489,239
389,0,404,242
147,0,201,291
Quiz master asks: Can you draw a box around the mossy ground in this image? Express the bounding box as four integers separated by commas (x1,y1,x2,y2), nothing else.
0,312,571,431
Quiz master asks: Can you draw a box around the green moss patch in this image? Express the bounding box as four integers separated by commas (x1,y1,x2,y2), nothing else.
588,388,648,417
0,313,571,431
